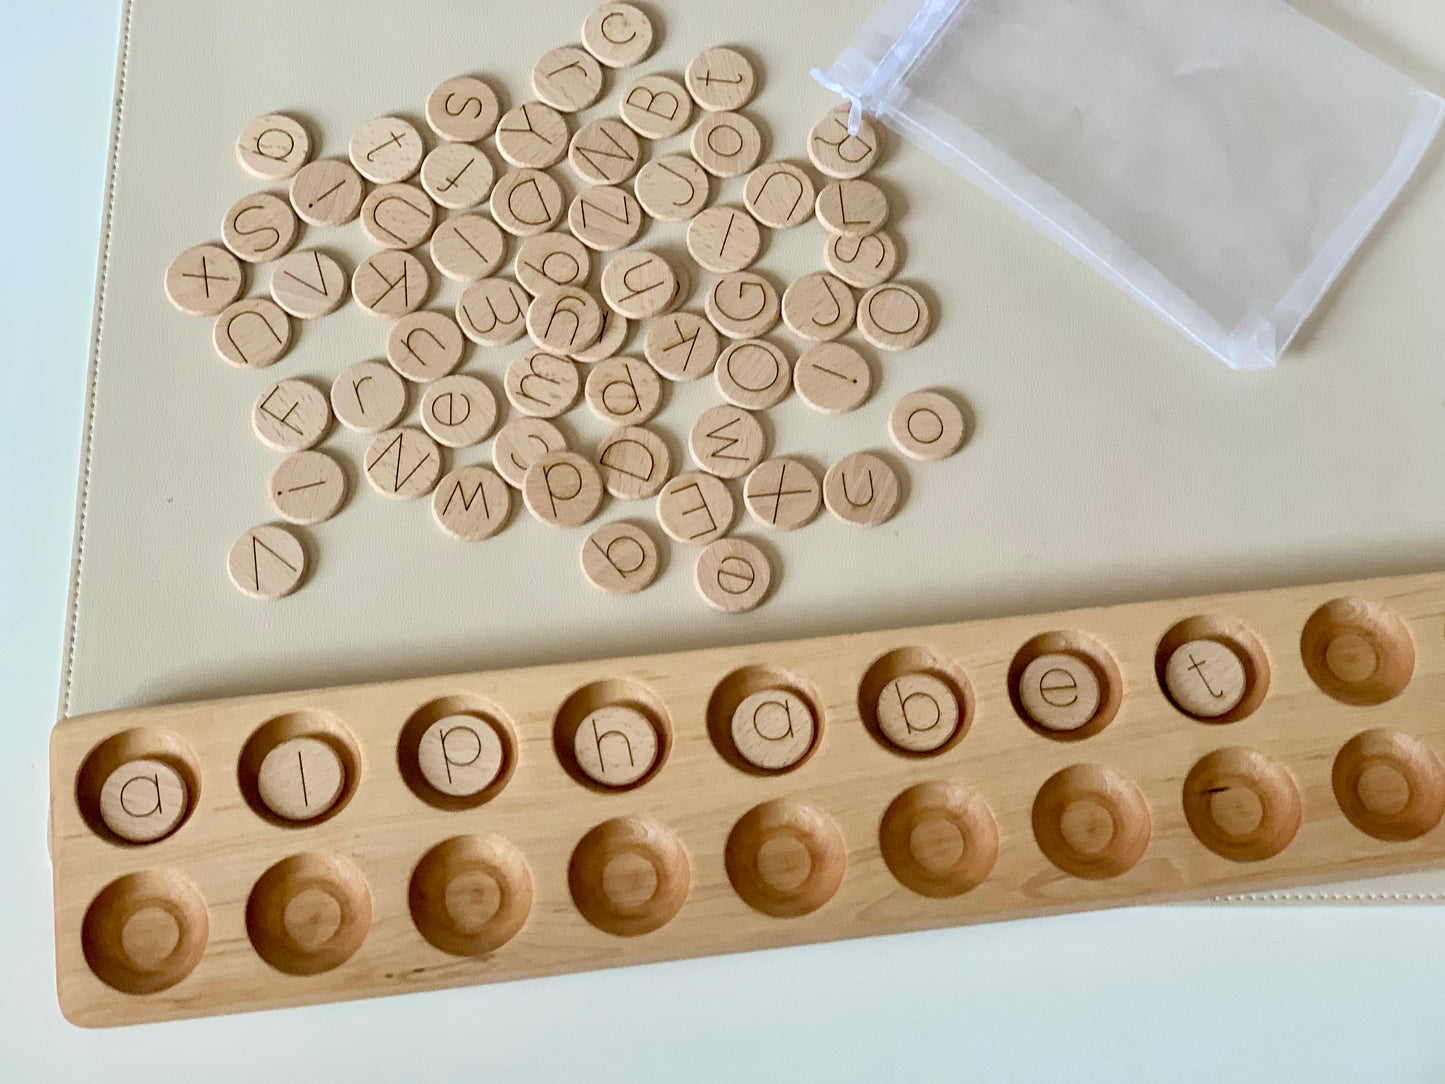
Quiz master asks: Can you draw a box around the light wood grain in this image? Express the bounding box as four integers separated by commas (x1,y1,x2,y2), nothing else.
809,105,880,179
634,154,710,222
533,46,605,113
289,159,365,227
596,425,671,499
581,2,654,68
685,47,756,112
580,520,661,594
269,450,347,526
823,451,899,527
165,245,244,317
425,76,501,143
690,111,762,177
619,74,692,139
348,116,424,184
331,361,407,433
496,102,570,170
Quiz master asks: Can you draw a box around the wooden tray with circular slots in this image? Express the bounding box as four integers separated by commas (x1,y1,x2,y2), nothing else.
49,569,1445,1026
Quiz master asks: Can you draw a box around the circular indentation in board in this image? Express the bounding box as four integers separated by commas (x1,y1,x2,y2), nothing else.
1155,616,1270,723
1182,747,1301,862
81,869,209,994
554,679,671,791
1300,597,1415,706
76,727,202,845
246,852,371,976
569,817,690,936
857,647,971,757
1333,729,1445,841
726,799,846,917
879,781,999,898
1032,764,1151,879
238,711,361,826
1008,632,1122,741
398,695,518,811
409,835,533,956
705,664,823,775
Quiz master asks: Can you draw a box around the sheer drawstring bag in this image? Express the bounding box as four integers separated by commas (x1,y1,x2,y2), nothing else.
815,0,1444,369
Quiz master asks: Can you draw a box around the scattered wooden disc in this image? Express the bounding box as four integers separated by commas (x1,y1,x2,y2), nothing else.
496,101,571,169
252,379,331,452
809,105,881,179
222,192,297,263
430,214,508,282
165,244,244,317
689,404,766,478
573,705,659,786
857,283,931,350
416,715,506,795
213,297,291,368
634,154,710,221
289,158,365,226
331,361,407,433
349,115,424,183
824,229,898,288
568,118,642,186
715,339,790,409
237,113,311,180
571,309,629,362
568,185,645,250
690,110,762,177
644,311,720,381
694,537,771,612
581,2,654,67
515,231,592,295
601,250,678,319
269,450,347,525
823,451,900,526
456,277,529,344
386,311,464,382
363,427,443,499
705,271,779,338
889,390,966,461
526,286,604,353
360,183,436,249
492,417,567,488
1017,653,1102,733
505,349,580,418
585,356,662,426
744,162,814,229
816,179,888,238
257,736,346,821
227,524,306,600
664,261,693,314
432,465,512,541
425,75,502,143
269,249,348,319
491,169,565,236
875,672,960,753
523,450,604,527
794,342,871,414
619,74,692,139
352,251,429,318
420,374,497,447
596,425,672,499
731,688,814,770
533,46,605,113
1164,639,1248,719
656,471,734,545
685,47,756,112
781,272,855,341
744,458,820,531
98,758,189,843
581,521,661,594
420,143,496,210
686,206,761,273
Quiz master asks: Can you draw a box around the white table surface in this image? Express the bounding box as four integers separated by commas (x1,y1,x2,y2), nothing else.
7,1,1445,1080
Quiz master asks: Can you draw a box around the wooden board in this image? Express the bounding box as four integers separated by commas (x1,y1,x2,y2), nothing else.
51,568,1445,1026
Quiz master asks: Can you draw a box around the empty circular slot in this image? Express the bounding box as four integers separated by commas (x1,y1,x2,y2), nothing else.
1332,729,1445,841
857,648,971,757
1182,747,1301,861
706,664,824,775
1008,632,1122,741
725,798,847,917
568,817,690,936
1301,598,1414,706
246,852,371,975
409,834,533,956
238,710,362,827
879,780,998,897
1032,764,1151,879
75,727,202,846
554,679,672,792
398,696,517,811
81,869,209,994
1154,616,1270,723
